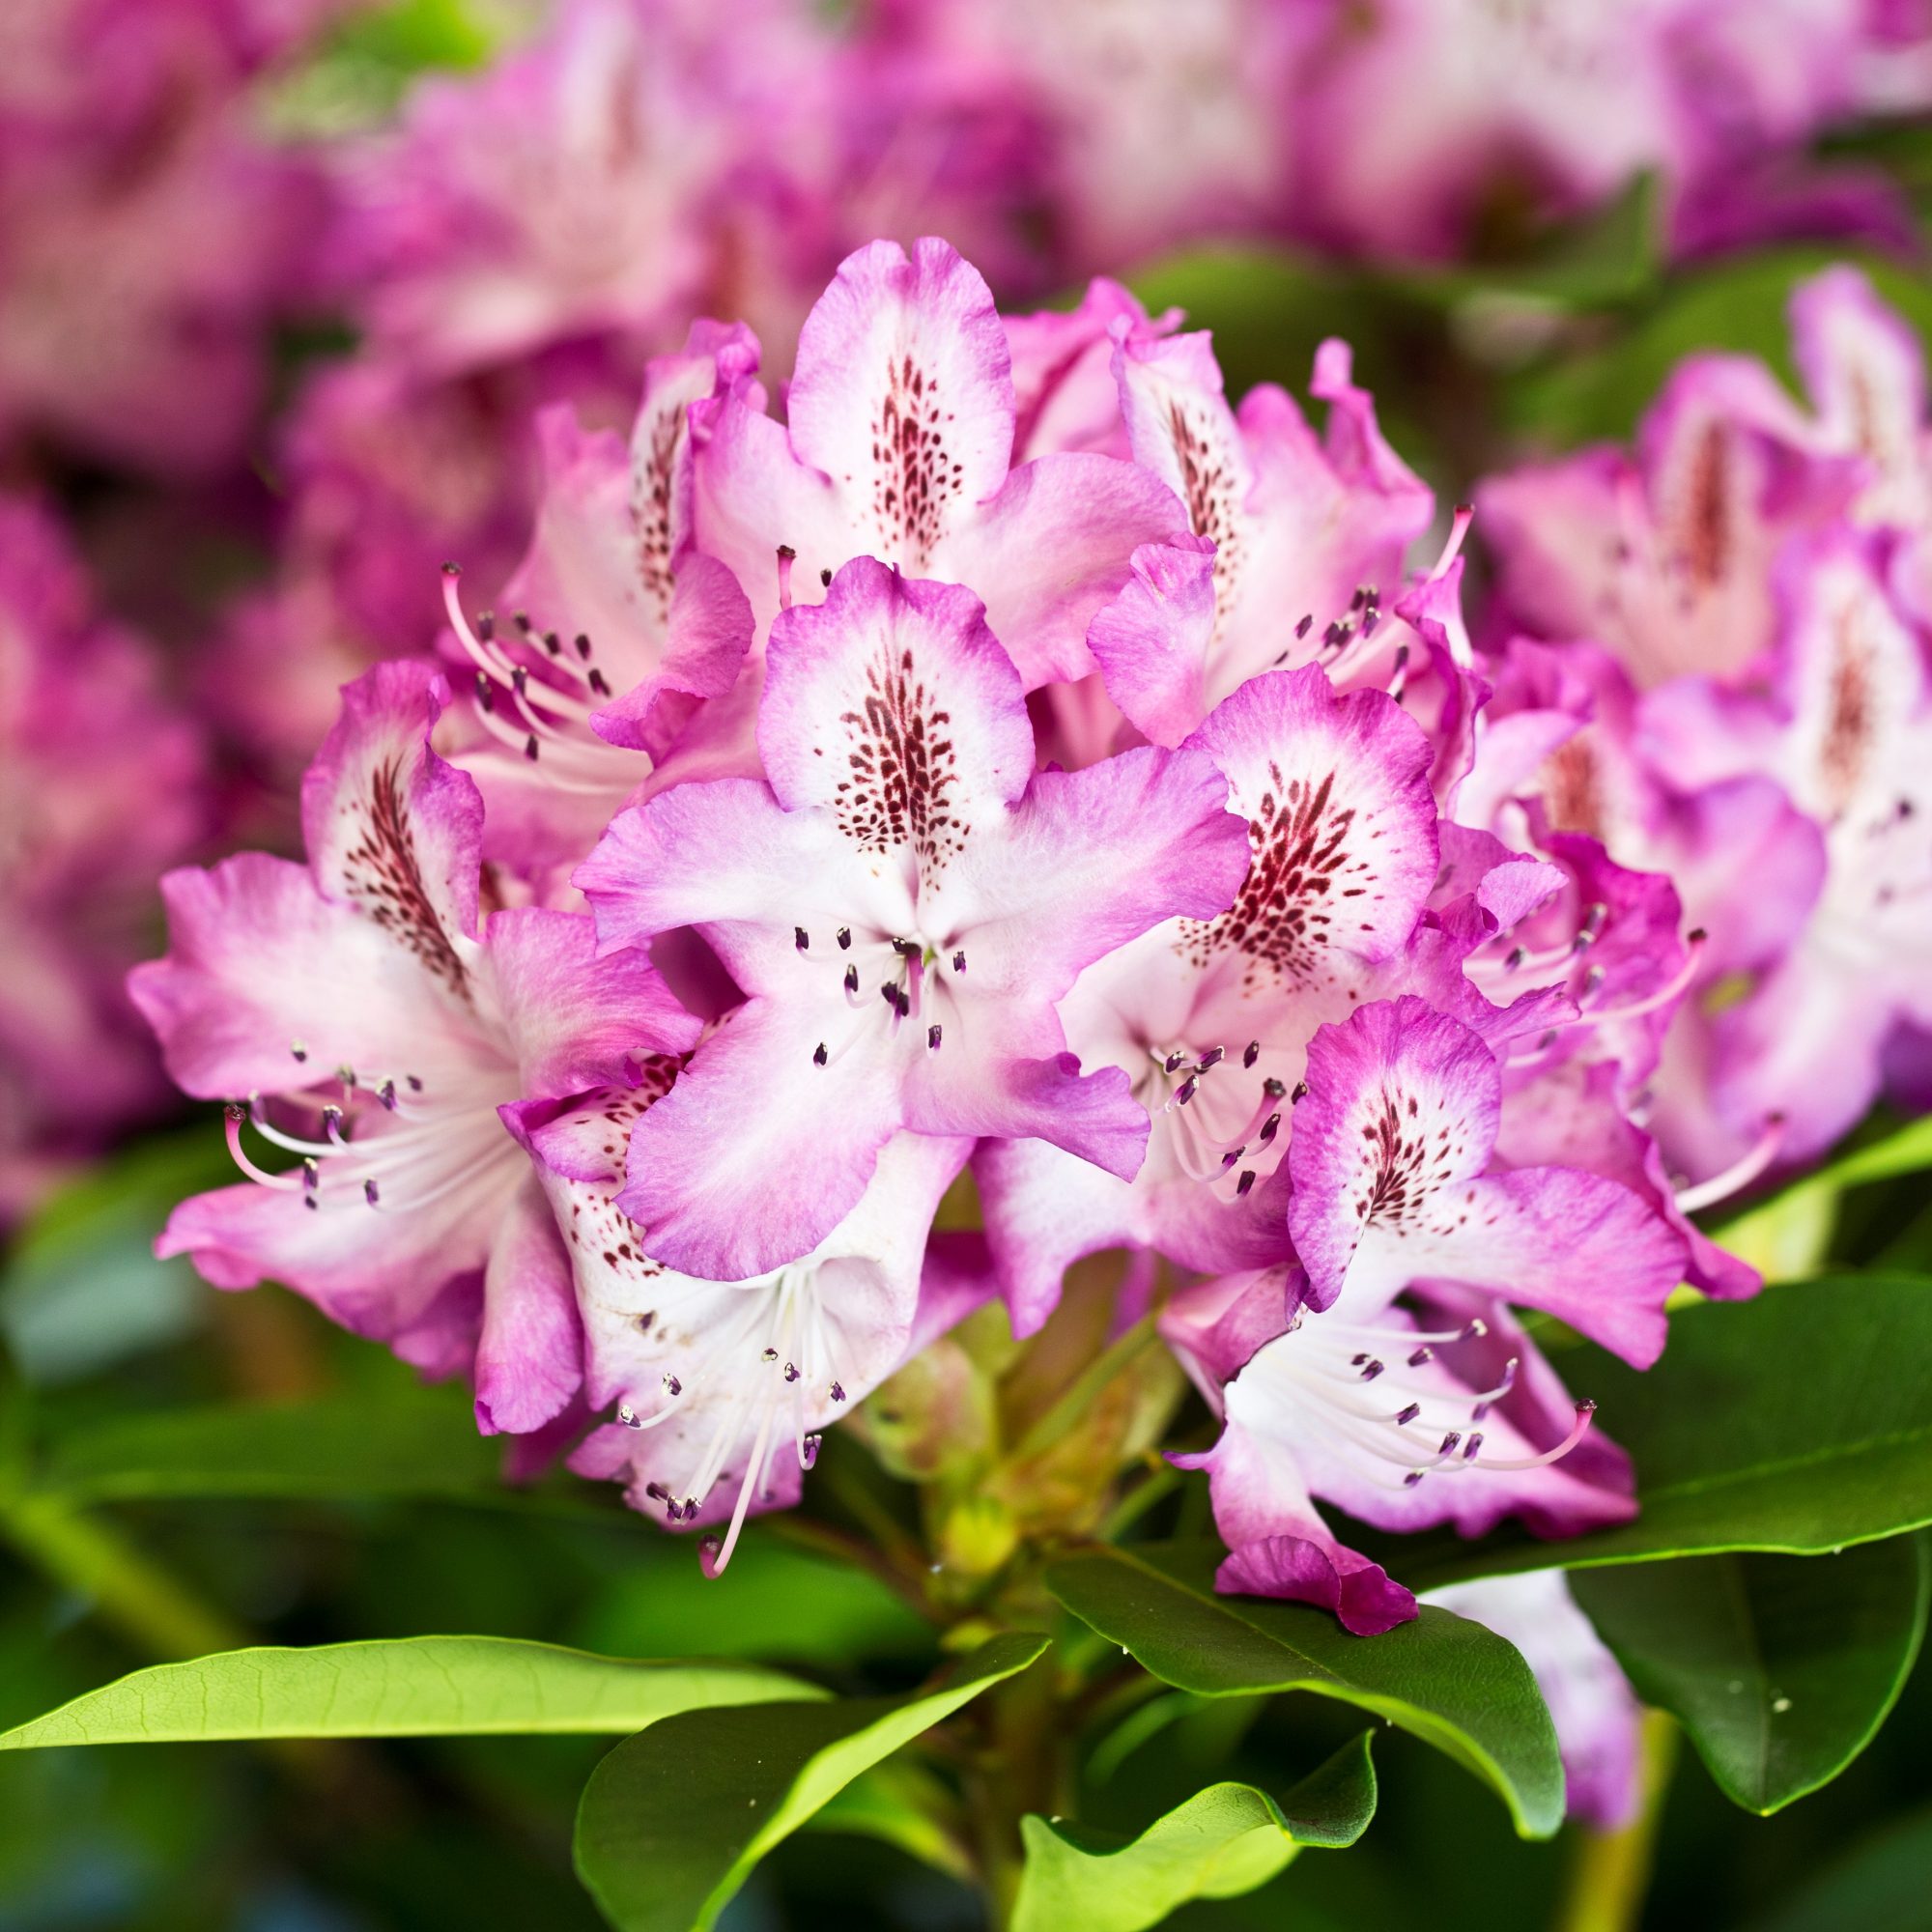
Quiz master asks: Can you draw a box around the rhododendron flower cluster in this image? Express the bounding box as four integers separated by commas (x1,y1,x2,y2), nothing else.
140,240,1737,1673
240,0,1932,777
1476,265,1932,1177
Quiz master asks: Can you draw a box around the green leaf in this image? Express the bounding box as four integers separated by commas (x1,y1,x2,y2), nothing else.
1044,1543,1562,1838
573,1632,1047,1932
1394,1276,1932,1588
1572,1536,1929,1814
31,1394,508,1505
1010,1731,1376,1932
0,1637,814,1747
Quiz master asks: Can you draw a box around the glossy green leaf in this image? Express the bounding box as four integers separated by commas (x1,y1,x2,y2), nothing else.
573,1631,1048,1932
1573,1537,1929,1814
1394,1277,1932,1589
0,1637,814,1747
1044,1544,1562,1838
1011,1731,1376,1932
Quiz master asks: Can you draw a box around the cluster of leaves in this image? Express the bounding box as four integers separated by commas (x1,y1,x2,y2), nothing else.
3,1101,1932,1928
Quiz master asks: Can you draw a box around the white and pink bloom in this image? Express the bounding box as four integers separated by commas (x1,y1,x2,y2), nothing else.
522,1082,976,1570
578,554,1251,1281
132,663,700,1435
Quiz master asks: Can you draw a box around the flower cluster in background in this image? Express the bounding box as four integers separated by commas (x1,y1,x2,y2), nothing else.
6,0,1932,1916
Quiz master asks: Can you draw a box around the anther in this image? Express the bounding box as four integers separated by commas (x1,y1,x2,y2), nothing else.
1463,1433,1484,1460
378,1078,397,1110
574,633,591,659
290,1040,307,1062
819,568,832,587
1196,1046,1225,1070
587,668,611,696
1174,1076,1199,1106
363,1179,380,1207
1359,1359,1385,1381
1257,1113,1280,1145
1504,946,1526,971
761,1347,779,1363
952,951,967,974
802,1434,821,1468
513,611,531,634
776,545,796,611
617,1403,641,1429
440,560,461,578
843,965,859,993
813,1042,828,1066
1295,613,1313,639
1164,1049,1187,1073
1221,1146,1246,1168
1461,1318,1488,1340
524,733,539,761
1581,964,1605,998
927,1024,943,1051
838,926,852,950
829,1381,846,1403
1243,1040,1261,1068
1395,1403,1421,1425
474,671,495,712
1236,1170,1257,1197
782,1362,800,1383
1438,1431,1462,1456
1407,1346,1433,1366
1290,1080,1308,1103
542,630,561,657
795,926,810,952
663,1373,682,1396
1264,1077,1288,1098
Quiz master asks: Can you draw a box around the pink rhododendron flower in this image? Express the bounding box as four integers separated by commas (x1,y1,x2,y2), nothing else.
522,1083,976,1568
579,554,1251,1281
132,663,700,1433
685,237,1185,691
1642,532,1932,1161
1165,1264,1639,1634
0,496,207,1221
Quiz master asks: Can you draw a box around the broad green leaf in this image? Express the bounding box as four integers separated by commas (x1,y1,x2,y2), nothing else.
573,1631,1047,1932
1044,1544,1562,1838
1394,1276,1932,1588
0,1637,814,1747
1010,1731,1376,1932
1572,1536,1929,1814
32,1394,507,1505
805,1758,974,1881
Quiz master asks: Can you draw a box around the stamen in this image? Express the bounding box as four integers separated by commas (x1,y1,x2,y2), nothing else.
776,545,795,611
1674,1114,1785,1214
1470,1403,1596,1471
223,1106,303,1190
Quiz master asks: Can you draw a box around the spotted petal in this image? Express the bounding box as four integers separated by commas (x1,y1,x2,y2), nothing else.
1288,998,1685,1366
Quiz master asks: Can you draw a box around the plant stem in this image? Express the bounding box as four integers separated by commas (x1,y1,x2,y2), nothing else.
1551,1710,1679,1932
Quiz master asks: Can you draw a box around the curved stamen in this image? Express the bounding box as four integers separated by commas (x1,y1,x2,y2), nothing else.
1466,1402,1596,1471
1674,1114,1786,1214
224,1106,302,1190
